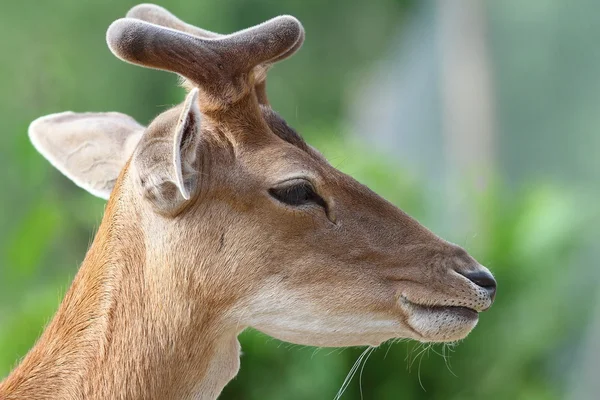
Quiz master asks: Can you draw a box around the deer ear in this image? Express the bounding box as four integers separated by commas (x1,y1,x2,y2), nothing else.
28,111,144,199
135,88,202,212
172,89,201,200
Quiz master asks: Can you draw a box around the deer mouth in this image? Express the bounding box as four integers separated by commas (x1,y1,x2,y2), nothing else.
406,302,479,319
399,295,479,319
399,296,480,342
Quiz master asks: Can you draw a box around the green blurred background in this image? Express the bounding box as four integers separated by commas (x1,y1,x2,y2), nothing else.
1,1,599,399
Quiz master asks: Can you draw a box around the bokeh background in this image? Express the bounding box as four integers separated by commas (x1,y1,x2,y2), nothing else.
1,1,599,399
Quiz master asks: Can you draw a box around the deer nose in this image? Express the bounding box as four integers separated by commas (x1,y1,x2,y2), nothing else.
462,270,497,301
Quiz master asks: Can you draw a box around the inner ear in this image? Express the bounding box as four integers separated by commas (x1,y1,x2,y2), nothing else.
135,88,203,213
173,88,201,200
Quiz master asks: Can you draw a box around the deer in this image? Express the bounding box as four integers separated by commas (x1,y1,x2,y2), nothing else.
0,4,497,399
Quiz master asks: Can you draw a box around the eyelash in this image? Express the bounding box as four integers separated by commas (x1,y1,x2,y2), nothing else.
268,181,327,209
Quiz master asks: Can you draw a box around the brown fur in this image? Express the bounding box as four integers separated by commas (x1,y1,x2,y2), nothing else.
0,5,496,399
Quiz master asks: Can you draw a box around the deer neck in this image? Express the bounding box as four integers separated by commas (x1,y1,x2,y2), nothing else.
0,193,241,400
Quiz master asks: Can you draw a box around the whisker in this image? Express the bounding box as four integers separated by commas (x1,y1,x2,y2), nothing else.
359,347,375,400
441,343,457,377
406,342,421,371
409,343,429,372
417,344,430,392
333,347,372,400
311,347,322,359
384,341,394,359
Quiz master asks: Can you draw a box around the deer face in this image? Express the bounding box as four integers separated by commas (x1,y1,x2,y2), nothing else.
228,134,495,346
28,4,495,348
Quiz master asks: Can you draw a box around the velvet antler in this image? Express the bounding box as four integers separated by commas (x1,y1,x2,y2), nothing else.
124,4,305,105
106,12,303,110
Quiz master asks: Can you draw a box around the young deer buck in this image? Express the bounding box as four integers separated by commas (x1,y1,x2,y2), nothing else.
0,4,496,399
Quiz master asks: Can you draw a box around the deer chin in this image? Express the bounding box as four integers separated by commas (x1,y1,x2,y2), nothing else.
399,296,479,343
257,328,399,348
250,310,414,348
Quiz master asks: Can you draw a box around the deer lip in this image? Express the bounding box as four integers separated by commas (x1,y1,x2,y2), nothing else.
400,297,479,319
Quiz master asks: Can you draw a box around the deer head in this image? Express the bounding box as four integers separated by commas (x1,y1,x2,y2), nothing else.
28,4,495,351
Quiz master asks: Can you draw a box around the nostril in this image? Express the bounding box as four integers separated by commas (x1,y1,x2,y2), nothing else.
462,270,497,300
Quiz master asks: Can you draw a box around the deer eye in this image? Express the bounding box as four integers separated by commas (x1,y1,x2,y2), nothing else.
269,180,327,209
